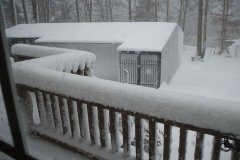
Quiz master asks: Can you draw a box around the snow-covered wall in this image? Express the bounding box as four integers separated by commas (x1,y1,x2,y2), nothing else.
38,43,120,81
161,25,183,83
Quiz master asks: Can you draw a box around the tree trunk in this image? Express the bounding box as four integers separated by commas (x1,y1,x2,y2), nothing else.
84,0,92,22
178,0,183,25
146,0,150,20
0,1,6,28
108,0,113,22
166,0,169,22
129,0,132,21
89,0,92,22
96,0,105,21
220,0,226,54
182,0,188,32
46,0,50,22
10,0,17,25
75,0,80,22
155,0,158,21
196,0,203,57
201,0,209,59
31,0,38,23
22,0,29,23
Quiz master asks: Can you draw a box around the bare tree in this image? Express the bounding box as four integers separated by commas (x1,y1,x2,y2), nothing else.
10,0,17,25
0,0,6,28
166,0,169,21
220,0,227,54
108,0,113,21
201,0,208,59
155,0,158,21
37,0,50,22
22,0,29,23
83,0,93,22
129,0,132,21
96,0,105,21
75,0,80,22
182,0,188,32
178,0,183,24
220,0,231,54
196,0,203,57
31,0,38,23
46,0,50,22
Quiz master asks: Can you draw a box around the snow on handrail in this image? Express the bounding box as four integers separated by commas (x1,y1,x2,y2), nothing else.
11,44,96,73
12,57,240,137
11,43,91,58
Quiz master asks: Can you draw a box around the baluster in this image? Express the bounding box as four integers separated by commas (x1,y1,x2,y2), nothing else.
34,90,47,126
58,97,67,134
76,69,84,76
122,113,130,158
149,118,156,160
164,121,171,160
98,107,105,148
52,95,63,131
67,98,75,137
43,93,54,128
49,94,59,129
178,128,187,160
87,103,95,144
211,135,221,160
76,101,85,139
135,115,142,160
194,131,204,160
109,109,117,153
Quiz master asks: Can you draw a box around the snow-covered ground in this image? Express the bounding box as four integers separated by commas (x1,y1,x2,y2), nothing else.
161,45,240,103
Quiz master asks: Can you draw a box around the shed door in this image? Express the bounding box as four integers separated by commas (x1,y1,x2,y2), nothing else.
120,52,160,88
119,53,138,84
140,54,159,88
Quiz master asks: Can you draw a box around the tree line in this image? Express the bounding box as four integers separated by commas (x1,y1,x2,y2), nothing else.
1,0,240,58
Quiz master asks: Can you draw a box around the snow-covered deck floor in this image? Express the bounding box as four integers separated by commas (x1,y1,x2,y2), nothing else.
161,45,240,103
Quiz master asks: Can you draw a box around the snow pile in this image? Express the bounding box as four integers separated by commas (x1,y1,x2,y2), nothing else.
6,22,178,52
12,57,240,136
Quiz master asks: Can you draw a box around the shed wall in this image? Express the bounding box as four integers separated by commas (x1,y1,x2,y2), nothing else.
38,43,120,81
161,26,183,84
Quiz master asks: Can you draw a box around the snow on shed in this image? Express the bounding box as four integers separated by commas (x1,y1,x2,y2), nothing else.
6,22,183,88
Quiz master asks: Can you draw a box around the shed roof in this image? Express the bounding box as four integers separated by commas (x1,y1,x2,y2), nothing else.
6,22,179,52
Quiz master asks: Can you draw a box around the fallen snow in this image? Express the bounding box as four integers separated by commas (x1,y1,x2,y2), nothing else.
12,56,240,136
6,22,178,52
161,45,240,103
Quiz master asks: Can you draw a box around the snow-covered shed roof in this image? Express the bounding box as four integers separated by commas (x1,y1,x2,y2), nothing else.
6,22,179,52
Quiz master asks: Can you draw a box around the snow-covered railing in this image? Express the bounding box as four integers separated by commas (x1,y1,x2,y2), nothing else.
12,54,240,160
11,44,90,61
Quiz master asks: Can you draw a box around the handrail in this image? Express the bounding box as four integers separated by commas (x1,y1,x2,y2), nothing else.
11,44,87,58
13,60,240,136
12,47,240,160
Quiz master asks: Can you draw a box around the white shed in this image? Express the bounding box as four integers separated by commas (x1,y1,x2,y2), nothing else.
6,22,183,88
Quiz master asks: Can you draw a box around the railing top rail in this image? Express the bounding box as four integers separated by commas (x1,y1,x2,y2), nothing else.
12,57,240,138
12,44,96,73
11,44,95,58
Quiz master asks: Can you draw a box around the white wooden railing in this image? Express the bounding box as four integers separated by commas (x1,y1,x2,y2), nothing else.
11,44,240,160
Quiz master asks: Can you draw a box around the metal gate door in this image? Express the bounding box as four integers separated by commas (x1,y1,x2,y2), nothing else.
119,52,160,88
